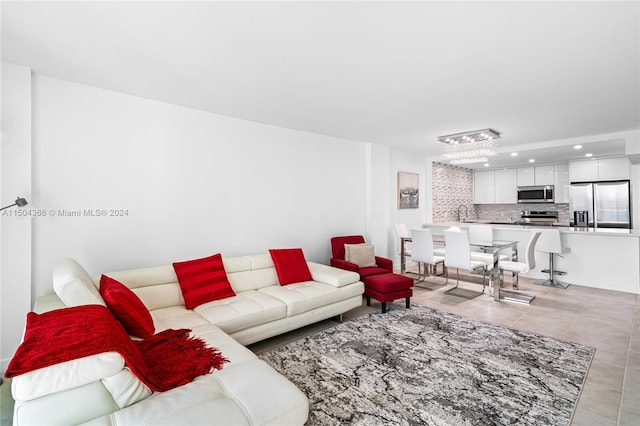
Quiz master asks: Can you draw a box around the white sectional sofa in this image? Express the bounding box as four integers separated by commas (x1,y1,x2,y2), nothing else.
10,253,364,425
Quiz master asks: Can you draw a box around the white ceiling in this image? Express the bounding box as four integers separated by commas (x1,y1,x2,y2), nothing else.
2,1,639,168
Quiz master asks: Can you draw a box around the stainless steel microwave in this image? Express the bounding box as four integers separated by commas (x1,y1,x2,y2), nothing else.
517,185,554,203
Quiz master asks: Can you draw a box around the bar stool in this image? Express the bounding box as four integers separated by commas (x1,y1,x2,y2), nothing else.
535,228,570,288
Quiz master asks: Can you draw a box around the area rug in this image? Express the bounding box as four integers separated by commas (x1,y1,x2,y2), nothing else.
259,305,594,425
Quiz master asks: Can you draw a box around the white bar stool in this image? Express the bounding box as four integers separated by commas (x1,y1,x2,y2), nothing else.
535,228,570,288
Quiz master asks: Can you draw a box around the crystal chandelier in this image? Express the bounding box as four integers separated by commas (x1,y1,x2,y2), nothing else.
438,129,500,165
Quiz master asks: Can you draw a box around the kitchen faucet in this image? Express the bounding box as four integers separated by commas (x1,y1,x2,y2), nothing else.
457,204,469,222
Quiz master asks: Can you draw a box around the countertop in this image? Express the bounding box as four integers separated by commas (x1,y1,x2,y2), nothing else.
424,222,640,237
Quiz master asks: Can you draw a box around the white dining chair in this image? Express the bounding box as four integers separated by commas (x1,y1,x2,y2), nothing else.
410,228,446,290
535,228,571,288
443,229,493,299
499,231,542,292
468,223,493,243
468,223,510,263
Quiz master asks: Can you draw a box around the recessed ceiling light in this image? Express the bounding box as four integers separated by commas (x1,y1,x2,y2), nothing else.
585,153,593,157
528,159,535,163
574,145,583,150
510,152,518,157
484,163,490,167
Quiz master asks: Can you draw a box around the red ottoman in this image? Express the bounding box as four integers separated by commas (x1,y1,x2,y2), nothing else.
363,273,413,313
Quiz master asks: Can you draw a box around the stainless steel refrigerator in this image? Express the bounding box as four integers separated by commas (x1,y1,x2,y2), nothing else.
569,180,631,228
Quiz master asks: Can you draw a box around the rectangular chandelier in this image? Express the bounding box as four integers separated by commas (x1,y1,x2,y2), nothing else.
438,129,501,165
438,128,501,145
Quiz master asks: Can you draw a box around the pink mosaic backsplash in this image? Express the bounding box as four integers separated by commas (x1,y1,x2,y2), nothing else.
432,162,477,222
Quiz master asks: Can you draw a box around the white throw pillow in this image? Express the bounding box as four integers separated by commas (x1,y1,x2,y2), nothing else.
344,244,376,267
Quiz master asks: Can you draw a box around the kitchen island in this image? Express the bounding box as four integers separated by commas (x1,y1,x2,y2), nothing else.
423,222,640,294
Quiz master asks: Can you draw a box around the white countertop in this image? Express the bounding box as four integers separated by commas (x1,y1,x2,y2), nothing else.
424,222,640,237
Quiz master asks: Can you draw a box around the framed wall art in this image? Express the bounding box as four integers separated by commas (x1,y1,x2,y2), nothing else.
397,172,419,209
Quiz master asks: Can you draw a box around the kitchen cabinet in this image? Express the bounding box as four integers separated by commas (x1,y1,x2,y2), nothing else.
553,163,569,203
598,158,630,180
474,170,495,204
534,165,554,185
517,167,535,186
570,158,630,182
475,160,592,205
494,168,517,203
570,160,599,182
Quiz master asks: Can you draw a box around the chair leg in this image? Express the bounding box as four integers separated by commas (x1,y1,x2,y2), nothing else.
444,268,483,299
381,302,387,313
366,296,371,306
405,297,410,309
513,272,519,290
415,263,424,283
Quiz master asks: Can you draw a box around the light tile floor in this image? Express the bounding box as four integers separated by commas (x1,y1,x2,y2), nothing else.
1,270,638,425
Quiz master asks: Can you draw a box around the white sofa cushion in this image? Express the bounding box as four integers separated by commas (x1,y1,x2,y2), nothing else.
227,254,280,292
85,360,308,426
101,369,152,409
150,306,210,331
260,281,364,316
13,380,120,426
53,258,106,307
103,265,177,289
12,352,124,401
194,291,287,334
307,262,360,287
102,265,184,310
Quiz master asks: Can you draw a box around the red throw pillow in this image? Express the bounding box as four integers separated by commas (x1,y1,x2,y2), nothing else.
269,248,313,285
172,253,236,309
99,275,155,339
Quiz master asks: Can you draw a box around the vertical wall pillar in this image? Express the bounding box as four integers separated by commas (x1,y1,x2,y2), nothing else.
1,62,33,373
364,143,392,260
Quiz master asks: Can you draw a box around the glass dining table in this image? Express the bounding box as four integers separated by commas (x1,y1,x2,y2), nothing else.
400,235,525,302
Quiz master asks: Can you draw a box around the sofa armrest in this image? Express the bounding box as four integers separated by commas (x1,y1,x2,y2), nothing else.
330,258,360,273
375,256,393,272
11,352,125,402
307,262,360,288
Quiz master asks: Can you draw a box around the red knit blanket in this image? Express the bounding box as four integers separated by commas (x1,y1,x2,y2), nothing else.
5,305,228,392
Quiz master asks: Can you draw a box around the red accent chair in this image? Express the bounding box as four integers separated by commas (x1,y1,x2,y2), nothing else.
330,235,393,280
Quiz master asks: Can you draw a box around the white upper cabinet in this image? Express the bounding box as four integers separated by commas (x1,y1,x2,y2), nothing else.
570,158,630,182
474,170,495,204
534,165,554,185
494,168,517,204
517,167,535,186
570,160,599,182
553,164,570,203
597,158,630,181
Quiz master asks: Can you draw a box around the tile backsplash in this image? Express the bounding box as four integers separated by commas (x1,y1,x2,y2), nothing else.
432,162,477,222
476,203,570,224
432,161,570,223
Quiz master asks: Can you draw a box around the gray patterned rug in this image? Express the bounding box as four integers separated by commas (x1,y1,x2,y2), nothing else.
259,305,594,425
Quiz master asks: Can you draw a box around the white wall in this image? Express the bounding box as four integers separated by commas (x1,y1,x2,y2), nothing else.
30,75,370,299
366,143,392,262
632,163,639,231
1,63,33,370
2,70,416,371
388,150,427,265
